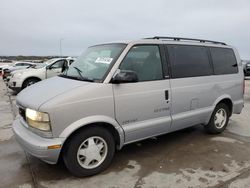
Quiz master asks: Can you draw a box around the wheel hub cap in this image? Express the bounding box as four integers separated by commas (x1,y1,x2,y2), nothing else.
77,136,107,169
214,108,227,129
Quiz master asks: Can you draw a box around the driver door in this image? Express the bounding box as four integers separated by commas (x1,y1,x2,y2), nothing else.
113,45,172,143
46,60,66,78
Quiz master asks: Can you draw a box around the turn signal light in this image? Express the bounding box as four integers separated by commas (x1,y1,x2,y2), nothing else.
48,145,62,149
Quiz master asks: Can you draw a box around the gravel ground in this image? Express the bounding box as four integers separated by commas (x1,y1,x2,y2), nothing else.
0,78,250,188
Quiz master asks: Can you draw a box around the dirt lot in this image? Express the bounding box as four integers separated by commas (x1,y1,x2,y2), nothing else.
1,78,250,188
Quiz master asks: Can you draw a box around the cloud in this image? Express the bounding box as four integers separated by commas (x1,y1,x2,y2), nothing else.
0,0,250,59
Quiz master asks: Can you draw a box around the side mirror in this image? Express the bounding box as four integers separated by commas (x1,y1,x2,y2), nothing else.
46,66,52,70
112,70,138,84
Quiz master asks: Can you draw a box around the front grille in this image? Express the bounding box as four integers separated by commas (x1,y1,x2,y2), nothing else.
19,107,26,120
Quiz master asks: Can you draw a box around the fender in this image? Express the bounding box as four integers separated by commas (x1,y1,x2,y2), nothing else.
21,69,46,82
212,94,232,107
23,76,42,82
204,94,232,124
59,115,125,149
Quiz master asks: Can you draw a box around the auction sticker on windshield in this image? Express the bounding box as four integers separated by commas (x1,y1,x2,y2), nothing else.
95,57,113,64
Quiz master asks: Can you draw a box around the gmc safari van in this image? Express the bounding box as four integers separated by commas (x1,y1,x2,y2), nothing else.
13,37,244,177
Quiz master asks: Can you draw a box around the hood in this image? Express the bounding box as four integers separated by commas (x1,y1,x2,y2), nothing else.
0,65,9,68
16,76,91,110
8,66,29,71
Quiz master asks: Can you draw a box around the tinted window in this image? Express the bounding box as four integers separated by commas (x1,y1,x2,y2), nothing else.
15,63,22,66
22,63,31,66
167,45,212,78
16,63,31,66
210,47,238,74
120,45,163,81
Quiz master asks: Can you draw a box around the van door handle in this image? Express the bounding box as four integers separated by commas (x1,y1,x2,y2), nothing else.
165,90,169,101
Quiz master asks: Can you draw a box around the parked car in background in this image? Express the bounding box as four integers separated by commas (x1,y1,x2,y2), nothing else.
242,60,250,76
13,37,244,177
0,64,10,77
2,62,35,81
8,57,74,91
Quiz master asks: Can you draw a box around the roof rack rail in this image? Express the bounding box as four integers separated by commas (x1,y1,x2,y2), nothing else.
144,36,226,45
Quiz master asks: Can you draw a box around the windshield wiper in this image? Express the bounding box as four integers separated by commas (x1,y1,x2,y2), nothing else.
73,67,94,82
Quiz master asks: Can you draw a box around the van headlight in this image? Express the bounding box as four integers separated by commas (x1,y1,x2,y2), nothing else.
25,108,51,131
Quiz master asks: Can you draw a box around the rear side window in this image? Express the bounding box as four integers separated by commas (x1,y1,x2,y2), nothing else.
210,47,238,74
23,63,31,66
167,45,212,78
15,63,22,66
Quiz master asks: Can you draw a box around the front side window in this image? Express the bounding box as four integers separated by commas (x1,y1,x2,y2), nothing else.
210,47,238,75
167,45,213,78
120,45,163,82
63,44,126,82
51,60,65,69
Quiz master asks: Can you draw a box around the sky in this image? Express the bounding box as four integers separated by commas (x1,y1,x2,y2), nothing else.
0,0,250,59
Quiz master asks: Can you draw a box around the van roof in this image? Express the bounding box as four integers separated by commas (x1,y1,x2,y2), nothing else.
144,36,227,45
94,37,232,49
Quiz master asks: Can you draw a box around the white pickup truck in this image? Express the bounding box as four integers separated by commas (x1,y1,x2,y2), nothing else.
8,58,75,92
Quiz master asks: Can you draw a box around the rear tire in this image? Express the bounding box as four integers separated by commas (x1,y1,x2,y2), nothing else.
204,103,229,134
63,126,115,177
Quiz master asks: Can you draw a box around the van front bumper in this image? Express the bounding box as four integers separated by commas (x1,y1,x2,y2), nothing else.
12,118,64,164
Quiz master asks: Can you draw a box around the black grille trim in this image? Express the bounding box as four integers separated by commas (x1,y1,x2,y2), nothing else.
19,107,26,121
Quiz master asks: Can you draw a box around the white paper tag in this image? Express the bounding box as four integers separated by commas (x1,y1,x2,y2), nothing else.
95,57,113,64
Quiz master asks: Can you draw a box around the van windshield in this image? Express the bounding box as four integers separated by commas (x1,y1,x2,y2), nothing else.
62,43,126,82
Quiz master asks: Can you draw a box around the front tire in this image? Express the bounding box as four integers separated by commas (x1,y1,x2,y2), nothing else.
22,78,40,89
205,103,229,134
63,126,115,177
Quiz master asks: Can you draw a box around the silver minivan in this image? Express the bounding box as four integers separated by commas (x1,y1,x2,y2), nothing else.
13,37,244,177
